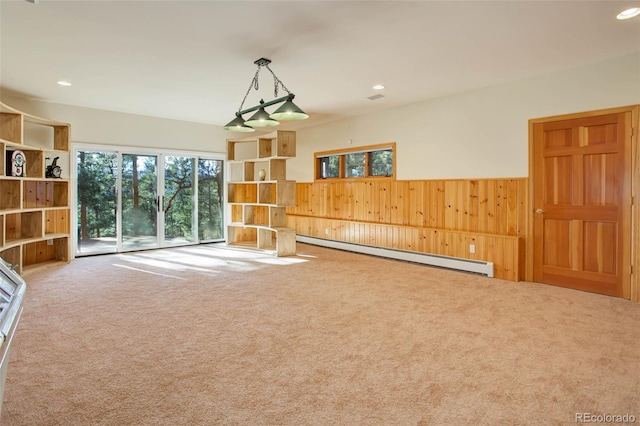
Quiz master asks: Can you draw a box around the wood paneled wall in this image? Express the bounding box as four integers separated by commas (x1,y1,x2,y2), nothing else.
287,179,528,281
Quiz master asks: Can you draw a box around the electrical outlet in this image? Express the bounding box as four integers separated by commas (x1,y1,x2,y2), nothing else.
325,228,329,235
47,239,53,246
469,244,475,254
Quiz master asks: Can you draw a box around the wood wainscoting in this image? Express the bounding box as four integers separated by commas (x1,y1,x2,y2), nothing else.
286,179,528,281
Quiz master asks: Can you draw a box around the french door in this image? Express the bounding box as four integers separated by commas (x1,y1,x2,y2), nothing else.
74,146,224,256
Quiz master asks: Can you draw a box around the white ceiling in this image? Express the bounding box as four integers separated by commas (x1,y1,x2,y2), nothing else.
1,0,639,129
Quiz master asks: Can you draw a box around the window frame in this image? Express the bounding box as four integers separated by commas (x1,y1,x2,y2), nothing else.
314,142,396,181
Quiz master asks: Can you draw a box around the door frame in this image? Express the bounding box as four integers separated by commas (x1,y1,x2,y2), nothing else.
71,143,226,258
526,105,639,301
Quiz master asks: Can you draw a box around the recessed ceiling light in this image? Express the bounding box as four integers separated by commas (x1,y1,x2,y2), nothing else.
617,7,640,20
373,84,385,90
57,81,72,87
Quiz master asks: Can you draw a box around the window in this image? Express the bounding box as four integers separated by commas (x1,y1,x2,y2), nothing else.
369,148,393,177
345,152,365,178
319,155,340,178
315,143,396,180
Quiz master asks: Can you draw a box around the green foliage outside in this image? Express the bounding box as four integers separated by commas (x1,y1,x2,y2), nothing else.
369,149,393,177
198,159,224,241
77,151,118,239
77,152,224,246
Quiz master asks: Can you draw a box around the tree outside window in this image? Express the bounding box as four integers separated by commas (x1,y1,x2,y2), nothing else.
345,152,365,177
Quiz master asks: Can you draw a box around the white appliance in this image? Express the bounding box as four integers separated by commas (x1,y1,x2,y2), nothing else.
0,259,26,415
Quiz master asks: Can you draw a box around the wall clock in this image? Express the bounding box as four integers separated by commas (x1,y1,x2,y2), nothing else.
11,150,26,177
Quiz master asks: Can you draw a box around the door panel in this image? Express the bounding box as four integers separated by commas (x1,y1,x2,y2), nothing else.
533,112,631,297
163,156,195,246
76,151,118,255
197,159,224,241
121,154,159,250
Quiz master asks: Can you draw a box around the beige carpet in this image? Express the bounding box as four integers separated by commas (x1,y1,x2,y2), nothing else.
1,243,639,425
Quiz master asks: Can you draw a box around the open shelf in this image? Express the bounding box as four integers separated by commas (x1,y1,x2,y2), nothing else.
0,247,20,271
0,102,71,271
5,211,43,243
23,181,69,208
228,182,258,204
23,237,69,268
226,130,297,256
0,180,21,211
227,225,296,256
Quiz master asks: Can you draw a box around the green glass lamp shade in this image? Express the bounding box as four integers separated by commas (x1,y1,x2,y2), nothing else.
245,107,280,127
269,100,309,121
224,115,255,132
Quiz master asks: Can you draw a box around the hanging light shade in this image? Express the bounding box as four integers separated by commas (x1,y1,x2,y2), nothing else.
244,105,279,127
223,115,255,132
224,58,309,131
269,99,309,121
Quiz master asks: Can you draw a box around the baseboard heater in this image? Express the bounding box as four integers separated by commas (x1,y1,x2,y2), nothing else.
296,235,494,278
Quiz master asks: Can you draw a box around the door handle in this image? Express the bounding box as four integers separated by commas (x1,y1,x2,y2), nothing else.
535,208,544,214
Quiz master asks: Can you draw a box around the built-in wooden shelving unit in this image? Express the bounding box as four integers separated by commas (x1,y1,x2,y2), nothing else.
226,130,296,256
0,102,71,273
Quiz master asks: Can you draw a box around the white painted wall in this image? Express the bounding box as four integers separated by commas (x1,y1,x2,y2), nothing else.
1,96,228,154
3,53,639,182
290,53,640,182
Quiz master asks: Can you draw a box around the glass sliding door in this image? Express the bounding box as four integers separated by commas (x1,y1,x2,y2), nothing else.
74,146,224,257
121,154,159,250
198,158,224,241
76,151,118,255
163,156,195,246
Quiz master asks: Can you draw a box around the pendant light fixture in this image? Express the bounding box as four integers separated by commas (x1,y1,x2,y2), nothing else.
224,58,309,131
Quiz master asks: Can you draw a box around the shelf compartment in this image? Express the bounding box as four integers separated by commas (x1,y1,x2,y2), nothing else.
0,112,22,144
0,247,21,272
45,209,70,235
228,182,257,204
23,236,69,267
258,227,296,256
227,139,257,162
258,181,296,206
244,205,270,226
257,131,296,158
5,148,44,178
228,130,296,161
23,180,69,208
53,127,70,151
269,207,287,227
257,228,276,251
22,120,71,152
227,225,258,248
227,225,296,256
237,159,287,182
230,204,243,224
269,159,287,180
5,211,43,243
0,180,21,211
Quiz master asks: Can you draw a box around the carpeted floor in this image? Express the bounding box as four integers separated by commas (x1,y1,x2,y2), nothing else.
1,243,639,425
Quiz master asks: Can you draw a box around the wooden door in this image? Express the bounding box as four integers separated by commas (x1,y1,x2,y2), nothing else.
532,111,632,297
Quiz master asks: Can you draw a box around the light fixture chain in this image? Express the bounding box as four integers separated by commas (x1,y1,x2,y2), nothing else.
265,64,291,98
237,65,262,113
